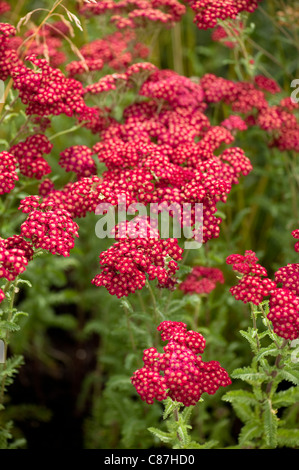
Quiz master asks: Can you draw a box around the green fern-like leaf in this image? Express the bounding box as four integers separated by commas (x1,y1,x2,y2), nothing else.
272,387,299,407
263,399,278,448
148,427,176,444
277,429,299,448
238,420,263,447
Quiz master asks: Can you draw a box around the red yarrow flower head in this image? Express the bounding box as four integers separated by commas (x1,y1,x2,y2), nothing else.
19,196,79,257
275,264,299,297
268,288,299,340
180,266,224,295
12,54,86,117
131,321,231,406
226,250,267,276
59,145,96,180
9,134,52,180
292,227,299,253
0,151,18,195
92,218,183,297
0,236,33,283
227,251,276,305
0,2,10,15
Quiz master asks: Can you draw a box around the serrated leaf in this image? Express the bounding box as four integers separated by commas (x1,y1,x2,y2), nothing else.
232,367,266,384
255,347,279,362
277,429,299,448
239,329,259,351
163,398,178,420
148,427,176,443
106,375,131,391
263,399,278,448
227,401,255,423
16,279,32,288
222,390,257,406
272,387,299,407
12,311,29,322
185,439,218,449
279,369,299,386
120,299,134,314
239,420,263,446
0,320,20,333
177,423,190,447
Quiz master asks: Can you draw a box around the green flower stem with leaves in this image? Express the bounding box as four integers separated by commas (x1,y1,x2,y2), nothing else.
149,398,218,449
223,301,299,449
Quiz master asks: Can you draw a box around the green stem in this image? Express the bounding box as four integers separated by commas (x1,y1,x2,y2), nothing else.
124,306,136,352
250,303,260,352
265,339,288,397
49,123,85,141
0,280,18,405
173,407,183,445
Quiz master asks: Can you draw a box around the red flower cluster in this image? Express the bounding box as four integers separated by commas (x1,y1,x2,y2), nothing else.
200,73,299,152
0,1,10,15
185,0,261,30
0,236,32,282
19,196,79,257
79,0,186,30
0,235,34,303
268,261,299,340
92,219,183,297
38,178,55,197
131,320,231,406
59,145,96,180
293,228,299,253
10,134,53,180
85,62,157,96
7,22,67,68
221,115,248,132
227,243,299,340
67,31,149,76
227,251,276,305
211,22,243,48
42,175,104,219
0,151,18,195
11,54,86,117
0,235,34,302
275,264,299,297
0,23,22,82
87,68,252,245
268,288,299,340
180,266,224,294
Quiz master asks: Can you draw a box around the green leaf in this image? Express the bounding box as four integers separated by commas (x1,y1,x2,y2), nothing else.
272,387,299,407
12,311,29,322
177,422,191,447
277,429,299,448
232,367,266,384
255,347,279,362
0,320,20,333
16,279,32,288
184,440,218,449
239,420,263,446
120,298,134,314
279,369,299,386
227,401,255,424
163,398,179,420
239,329,259,351
223,390,257,406
263,399,278,448
148,427,176,444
